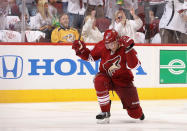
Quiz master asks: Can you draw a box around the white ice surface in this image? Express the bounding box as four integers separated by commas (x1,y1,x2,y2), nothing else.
0,100,187,131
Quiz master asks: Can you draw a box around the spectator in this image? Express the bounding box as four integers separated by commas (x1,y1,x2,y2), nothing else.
116,0,139,20
7,0,20,16
96,17,111,33
86,0,104,18
149,0,165,19
0,15,6,30
33,0,53,40
67,0,86,30
181,0,187,22
159,0,187,43
145,10,160,43
13,13,46,43
14,13,31,32
109,8,144,43
16,0,37,19
51,13,81,43
179,0,187,43
48,0,60,28
48,0,58,18
61,0,68,14
48,0,63,15
82,10,103,43
104,0,119,20
0,1,20,31
0,1,8,30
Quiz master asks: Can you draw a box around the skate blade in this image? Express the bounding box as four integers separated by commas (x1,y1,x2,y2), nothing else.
97,118,110,124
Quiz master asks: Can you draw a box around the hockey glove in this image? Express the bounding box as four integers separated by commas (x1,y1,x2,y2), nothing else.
72,40,86,55
118,36,135,53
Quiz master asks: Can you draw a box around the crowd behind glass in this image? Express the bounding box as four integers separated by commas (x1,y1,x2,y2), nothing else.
0,0,186,43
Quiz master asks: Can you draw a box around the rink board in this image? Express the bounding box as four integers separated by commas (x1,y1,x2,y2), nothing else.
0,43,187,103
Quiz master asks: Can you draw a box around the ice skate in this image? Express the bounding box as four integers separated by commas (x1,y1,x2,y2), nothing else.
140,113,145,120
96,112,111,124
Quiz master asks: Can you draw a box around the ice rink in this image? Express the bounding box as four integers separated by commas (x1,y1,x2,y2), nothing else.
0,100,187,131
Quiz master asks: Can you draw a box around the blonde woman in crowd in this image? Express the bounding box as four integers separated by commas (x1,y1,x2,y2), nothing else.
33,0,53,40
82,10,103,43
33,0,52,31
109,8,144,43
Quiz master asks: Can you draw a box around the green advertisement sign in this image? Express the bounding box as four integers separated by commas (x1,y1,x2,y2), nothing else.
160,50,187,84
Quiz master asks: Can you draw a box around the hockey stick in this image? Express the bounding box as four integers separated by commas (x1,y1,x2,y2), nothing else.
78,0,89,40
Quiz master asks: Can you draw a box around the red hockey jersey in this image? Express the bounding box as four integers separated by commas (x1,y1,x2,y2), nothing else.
78,40,140,87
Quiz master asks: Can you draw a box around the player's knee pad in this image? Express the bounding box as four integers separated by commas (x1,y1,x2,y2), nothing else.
94,73,111,92
127,105,143,119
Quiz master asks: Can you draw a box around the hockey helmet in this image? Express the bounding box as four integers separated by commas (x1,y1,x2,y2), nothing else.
103,29,119,44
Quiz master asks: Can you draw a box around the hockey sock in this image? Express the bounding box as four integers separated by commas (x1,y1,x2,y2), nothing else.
94,73,111,112
96,91,110,112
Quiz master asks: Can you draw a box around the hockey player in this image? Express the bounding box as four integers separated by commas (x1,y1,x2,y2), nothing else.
72,29,145,124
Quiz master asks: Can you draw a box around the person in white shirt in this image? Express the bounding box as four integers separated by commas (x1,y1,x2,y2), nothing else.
104,0,119,20
109,8,144,43
82,10,103,43
14,13,31,32
159,0,187,43
116,0,138,20
86,0,104,18
33,0,52,29
33,0,53,41
67,0,86,29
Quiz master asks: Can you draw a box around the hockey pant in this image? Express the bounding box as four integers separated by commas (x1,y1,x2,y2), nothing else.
94,72,143,119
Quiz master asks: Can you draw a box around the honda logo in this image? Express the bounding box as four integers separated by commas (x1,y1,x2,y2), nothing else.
0,55,23,79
